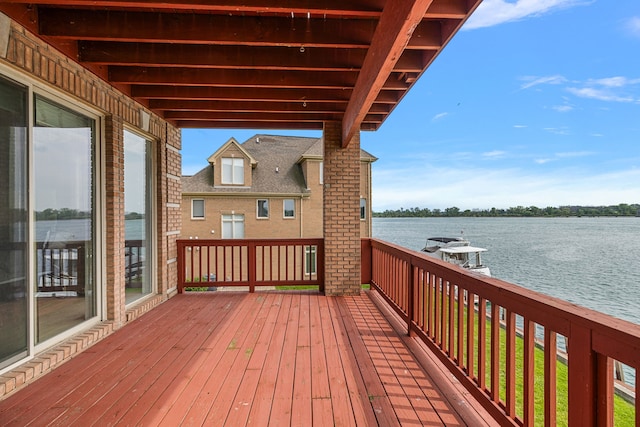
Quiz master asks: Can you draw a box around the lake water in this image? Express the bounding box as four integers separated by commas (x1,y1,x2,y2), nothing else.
373,217,640,326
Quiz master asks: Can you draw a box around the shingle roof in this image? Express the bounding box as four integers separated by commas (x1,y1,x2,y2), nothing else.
182,134,376,195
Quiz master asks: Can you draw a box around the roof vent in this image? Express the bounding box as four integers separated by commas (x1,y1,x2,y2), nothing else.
256,137,260,143
275,167,279,173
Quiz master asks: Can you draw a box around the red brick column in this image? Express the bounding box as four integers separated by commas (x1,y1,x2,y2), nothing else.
323,122,361,295
104,115,126,325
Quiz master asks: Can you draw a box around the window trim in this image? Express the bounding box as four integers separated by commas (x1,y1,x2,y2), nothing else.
257,199,269,219
191,199,205,219
360,198,366,220
221,213,245,239
221,157,244,185
283,199,295,219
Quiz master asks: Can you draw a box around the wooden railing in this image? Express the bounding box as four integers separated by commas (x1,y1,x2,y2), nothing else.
362,238,639,427
176,238,324,293
36,241,85,295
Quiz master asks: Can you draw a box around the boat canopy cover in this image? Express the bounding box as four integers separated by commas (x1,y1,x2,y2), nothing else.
426,237,466,244
440,246,487,254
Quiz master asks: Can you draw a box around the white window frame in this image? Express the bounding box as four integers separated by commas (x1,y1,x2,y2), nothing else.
257,199,269,219
222,214,245,239
221,157,244,185
360,198,366,220
283,199,295,218
319,161,324,184
191,199,205,219
305,245,317,275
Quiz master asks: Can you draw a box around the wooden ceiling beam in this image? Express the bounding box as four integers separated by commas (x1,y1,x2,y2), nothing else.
80,42,366,71
7,0,468,19
109,67,358,88
15,0,386,17
147,99,392,114
39,8,377,48
162,111,383,123
131,87,398,107
79,41,428,73
165,111,345,122
175,120,325,130
174,120,379,131
148,99,349,113
131,86,352,102
342,0,435,145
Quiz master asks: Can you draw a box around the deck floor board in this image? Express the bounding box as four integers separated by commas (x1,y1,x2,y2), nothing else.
0,291,498,426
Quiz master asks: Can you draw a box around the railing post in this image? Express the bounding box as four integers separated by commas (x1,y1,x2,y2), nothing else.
568,325,596,426
177,241,184,293
407,257,414,336
248,241,256,293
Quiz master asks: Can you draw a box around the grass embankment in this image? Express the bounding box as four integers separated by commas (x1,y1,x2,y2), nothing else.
445,300,635,426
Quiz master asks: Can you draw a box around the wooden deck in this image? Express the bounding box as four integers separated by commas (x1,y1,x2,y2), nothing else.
0,291,497,426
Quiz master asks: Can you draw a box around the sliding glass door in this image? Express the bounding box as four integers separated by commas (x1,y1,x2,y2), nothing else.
0,77,29,369
33,95,97,344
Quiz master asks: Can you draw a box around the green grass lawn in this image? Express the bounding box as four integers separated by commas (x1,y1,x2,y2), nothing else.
441,296,635,426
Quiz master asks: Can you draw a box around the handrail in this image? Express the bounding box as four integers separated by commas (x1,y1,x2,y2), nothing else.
176,238,324,293
362,238,640,426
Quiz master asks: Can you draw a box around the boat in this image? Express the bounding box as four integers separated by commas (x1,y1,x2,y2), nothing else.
421,236,491,276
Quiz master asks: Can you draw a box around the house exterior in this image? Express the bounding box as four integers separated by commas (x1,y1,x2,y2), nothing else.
181,135,377,240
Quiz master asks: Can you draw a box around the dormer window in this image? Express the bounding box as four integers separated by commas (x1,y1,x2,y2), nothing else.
221,157,244,185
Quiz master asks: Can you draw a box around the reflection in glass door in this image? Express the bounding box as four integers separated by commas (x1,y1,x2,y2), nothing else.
124,130,153,304
33,95,96,344
0,77,29,369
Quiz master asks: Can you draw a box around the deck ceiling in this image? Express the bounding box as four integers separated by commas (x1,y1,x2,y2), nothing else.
0,0,482,142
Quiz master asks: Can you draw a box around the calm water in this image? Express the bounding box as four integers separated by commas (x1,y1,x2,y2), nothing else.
373,217,640,326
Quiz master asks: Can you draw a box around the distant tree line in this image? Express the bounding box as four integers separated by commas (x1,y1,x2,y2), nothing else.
373,204,640,218
36,209,145,220
36,208,91,220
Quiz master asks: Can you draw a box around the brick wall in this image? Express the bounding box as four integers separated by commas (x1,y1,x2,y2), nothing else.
323,122,361,296
0,15,181,324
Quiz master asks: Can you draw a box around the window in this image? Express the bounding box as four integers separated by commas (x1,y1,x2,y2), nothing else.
360,198,366,220
305,246,317,275
222,214,244,238
257,199,269,218
222,157,244,185
283,199,295,218
319,161,324,184
192,199,204,219
124,130,154,304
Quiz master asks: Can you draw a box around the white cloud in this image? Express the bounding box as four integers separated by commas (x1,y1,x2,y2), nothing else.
464,0,590,30
513,124,528,128
544,127,570,135
520,75,567,90
432,112,449,121
552,104,573,112
625,16,640,37
566,87,635,103
483,150,507,158
535,158,554,164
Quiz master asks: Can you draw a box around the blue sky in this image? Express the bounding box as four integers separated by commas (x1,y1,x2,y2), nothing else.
182,0,640,211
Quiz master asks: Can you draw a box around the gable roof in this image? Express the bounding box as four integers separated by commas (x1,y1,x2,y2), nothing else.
183,134,376,195
206,137,257,166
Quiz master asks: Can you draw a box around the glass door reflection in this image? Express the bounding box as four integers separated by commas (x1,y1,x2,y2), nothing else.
34,95,96,344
